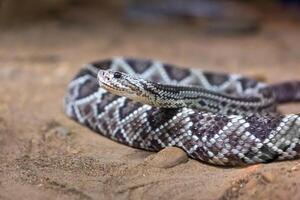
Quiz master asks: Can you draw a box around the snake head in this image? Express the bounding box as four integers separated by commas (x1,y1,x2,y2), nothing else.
97,70,149,103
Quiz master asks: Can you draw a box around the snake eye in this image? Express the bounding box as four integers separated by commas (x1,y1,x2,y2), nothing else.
113,72,122,79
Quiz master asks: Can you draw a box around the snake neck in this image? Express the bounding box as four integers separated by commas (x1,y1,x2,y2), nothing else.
139,81,276,115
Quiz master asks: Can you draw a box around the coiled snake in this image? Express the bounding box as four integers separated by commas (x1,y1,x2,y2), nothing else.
64,57,300,166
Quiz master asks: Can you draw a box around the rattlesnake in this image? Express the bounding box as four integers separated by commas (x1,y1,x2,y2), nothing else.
64,57,300,166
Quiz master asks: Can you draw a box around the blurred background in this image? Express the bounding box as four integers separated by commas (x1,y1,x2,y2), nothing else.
1,2,300,200
0,0,300,74
0,0,299,28
0,0,300,73
1,0,300,85
1,0,300,28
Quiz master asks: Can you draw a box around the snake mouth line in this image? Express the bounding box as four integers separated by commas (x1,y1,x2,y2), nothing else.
100,82,115,90
100,82,127,94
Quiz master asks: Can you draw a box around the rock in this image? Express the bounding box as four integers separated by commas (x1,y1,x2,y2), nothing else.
244,178,258,191
54,126,71,138
44,125,71,140
144,147,188,168
288,164,300,172
290,166,299,172
261,172,276,183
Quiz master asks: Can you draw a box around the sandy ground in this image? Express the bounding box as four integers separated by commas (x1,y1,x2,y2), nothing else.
1,5,300,200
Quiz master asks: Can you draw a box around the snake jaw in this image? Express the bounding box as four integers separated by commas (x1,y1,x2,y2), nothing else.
98,70,128,93
97,69,149,102
97,69,164,107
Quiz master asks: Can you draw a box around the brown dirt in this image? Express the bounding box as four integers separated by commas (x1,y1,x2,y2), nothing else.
0,4,300,200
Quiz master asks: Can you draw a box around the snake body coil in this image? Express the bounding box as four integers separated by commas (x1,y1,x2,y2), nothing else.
64,57,300,166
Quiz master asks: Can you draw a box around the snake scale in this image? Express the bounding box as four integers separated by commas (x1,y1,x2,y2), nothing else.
64,57,300,166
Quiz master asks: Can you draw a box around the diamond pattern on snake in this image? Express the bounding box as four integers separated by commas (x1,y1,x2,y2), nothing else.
64,57,300,166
